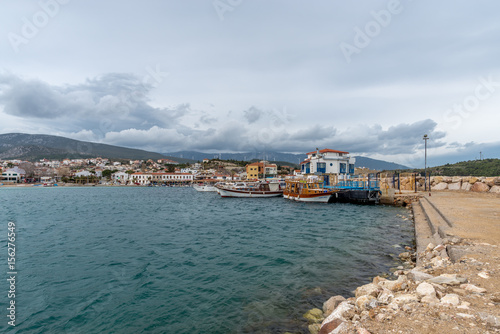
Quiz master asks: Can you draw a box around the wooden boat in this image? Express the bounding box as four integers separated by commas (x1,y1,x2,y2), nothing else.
216,181,283,198
283,179,335,203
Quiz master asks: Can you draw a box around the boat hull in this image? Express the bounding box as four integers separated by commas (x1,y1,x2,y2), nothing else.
193,185,217,192
218,187,282,198
284,192,332,203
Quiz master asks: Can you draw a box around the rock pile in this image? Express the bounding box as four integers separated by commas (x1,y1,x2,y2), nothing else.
430,176,500,193
380,176,500,193
307,240,500,334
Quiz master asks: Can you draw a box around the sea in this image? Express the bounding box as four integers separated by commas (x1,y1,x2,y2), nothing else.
0,186,414,333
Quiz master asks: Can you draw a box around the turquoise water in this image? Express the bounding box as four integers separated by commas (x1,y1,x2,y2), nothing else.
0,187,413,333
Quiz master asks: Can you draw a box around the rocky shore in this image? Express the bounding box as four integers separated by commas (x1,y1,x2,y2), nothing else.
301,192,500,334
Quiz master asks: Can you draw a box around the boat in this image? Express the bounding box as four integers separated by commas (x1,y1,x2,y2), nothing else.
216,181,283,198
193,183,217,192
283,178,335,203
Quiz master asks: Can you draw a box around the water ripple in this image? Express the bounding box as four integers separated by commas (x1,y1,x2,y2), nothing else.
0,187,413,334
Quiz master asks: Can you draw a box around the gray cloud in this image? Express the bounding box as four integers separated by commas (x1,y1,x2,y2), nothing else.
0,1,499,165
243,106,263,124
0,72,187,135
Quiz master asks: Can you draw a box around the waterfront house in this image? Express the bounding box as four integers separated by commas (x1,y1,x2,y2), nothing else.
300,148,356,184
245,161,278,180
130,172,194,185
112,172,130,183
1,167,26,183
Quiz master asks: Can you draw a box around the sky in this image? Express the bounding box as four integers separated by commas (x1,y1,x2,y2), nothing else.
1,0,499,167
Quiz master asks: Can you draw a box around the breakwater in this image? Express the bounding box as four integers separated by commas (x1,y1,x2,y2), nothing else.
380,175,500,193
315,191,500,334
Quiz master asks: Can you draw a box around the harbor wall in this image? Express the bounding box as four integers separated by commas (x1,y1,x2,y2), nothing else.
380,175,500,193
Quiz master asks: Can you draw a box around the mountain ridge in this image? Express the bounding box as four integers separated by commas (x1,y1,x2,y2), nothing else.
0,133,410,170
0,133,193,163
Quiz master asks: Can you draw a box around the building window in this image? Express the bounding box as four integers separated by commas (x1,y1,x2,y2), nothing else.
340,163,346,174
317,162,326,173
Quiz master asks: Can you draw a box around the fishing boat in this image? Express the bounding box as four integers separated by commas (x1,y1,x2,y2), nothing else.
193,183,217,192
216,181,283,198
284,178,335,203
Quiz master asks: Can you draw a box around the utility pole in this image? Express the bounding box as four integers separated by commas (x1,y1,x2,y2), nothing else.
423,134,429,191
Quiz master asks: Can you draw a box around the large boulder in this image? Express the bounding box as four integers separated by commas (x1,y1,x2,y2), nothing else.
416,282,436,299
408,269,434,281
323,296,346,317
442,177,452,183
485,177,498,187
461,182,471,191
471,182,490,192
433,176,443,184
490,185,500,194
469,177,479,184
378,275,407,292
432,182,448,190
320,301,354,334
448,182,461,190
355,283,380,298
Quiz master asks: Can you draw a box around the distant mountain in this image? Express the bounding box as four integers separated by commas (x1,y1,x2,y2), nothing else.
166,151,410,171
353,156,410,171
0,133,194,163
0,133,412,170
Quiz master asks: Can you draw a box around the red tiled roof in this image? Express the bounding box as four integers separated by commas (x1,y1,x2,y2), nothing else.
306,148,349,155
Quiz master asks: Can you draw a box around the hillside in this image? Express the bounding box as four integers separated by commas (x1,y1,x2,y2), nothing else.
166,151,410,171
0,133,194,163
398,159,500,177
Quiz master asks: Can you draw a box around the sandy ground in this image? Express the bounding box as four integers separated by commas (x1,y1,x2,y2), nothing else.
426,191,500,246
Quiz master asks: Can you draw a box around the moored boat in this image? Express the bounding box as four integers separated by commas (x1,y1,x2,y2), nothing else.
193,183,217,192
216,181,283,198
284,178,335,203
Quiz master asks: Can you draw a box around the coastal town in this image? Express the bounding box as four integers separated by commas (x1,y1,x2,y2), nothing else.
0,148,359,187
0,156,288,185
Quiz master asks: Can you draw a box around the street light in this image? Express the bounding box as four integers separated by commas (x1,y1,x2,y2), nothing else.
423,134,429,191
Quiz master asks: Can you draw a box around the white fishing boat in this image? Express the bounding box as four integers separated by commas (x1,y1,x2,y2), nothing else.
216,181,283,198
193,183,217,192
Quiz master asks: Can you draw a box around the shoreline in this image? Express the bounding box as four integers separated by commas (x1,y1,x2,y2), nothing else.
308,191,500,334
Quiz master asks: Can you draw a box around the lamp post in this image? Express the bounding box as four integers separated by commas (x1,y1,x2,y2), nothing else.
423,134,428,191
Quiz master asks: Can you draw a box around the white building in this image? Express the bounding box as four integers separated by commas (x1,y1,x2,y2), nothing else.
74,171,93,177
112,172,130,183
1,167,26,182
300,148,355,180
130,172,194,185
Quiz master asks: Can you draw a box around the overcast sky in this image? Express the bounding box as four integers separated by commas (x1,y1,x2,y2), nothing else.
1,0,499,167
